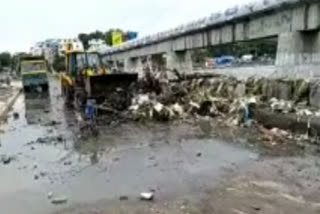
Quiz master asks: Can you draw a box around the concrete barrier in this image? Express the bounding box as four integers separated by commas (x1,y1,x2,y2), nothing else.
0,88,22,120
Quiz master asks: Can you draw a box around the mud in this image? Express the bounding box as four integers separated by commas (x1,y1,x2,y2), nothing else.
0,77,319,214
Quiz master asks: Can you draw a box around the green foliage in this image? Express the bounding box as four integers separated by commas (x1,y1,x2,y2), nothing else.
78,29,127,49
78,33,90,50
0,52,12,68
52,54,65,72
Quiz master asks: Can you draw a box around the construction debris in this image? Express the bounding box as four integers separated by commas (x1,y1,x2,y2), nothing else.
80,68,319,149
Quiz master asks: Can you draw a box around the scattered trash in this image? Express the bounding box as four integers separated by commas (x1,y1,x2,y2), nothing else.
140,192,154,201
56,135,64,142
113,157,120,162
251,206,261,211
258,126,289,143
51,196,68,205
29,136,65,145
63,161,72,166
44,120,62,126
40,171,47,177
270,98,293,113
1,155,12,165
119,196,129,201
47,192,53,199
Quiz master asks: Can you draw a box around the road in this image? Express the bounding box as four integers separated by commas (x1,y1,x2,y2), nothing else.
0,77,319,214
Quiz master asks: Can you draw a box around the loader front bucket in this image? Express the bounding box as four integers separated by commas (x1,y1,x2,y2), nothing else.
85,73,138,98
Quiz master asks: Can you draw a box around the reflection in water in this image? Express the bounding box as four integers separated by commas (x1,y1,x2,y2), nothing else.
24,92,51,125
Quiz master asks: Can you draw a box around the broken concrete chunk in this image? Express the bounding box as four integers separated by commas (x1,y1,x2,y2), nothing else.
153,102,164,113
234,83,246,97
171,103,184,116
270,98,293,113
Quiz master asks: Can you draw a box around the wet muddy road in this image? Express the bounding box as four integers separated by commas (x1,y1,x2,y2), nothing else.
0,78,320,214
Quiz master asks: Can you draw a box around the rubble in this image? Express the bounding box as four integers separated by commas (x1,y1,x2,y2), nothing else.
258,126,289,144
269,98,294,113
84,67,320,148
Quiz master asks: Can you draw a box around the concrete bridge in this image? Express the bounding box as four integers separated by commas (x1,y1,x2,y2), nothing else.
104,0,320,78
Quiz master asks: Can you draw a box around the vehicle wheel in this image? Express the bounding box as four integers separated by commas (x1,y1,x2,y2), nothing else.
64,87,74,107
24,86,30,93
42,84,49,92
61,82,66,97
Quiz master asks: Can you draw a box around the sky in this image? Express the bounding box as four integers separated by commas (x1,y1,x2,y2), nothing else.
0,0,252,53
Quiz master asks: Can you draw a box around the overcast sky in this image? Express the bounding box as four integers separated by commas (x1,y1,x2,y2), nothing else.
1,0,252,53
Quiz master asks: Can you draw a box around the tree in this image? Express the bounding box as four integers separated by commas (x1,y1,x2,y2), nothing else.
0,52,12,68
78,29,131,49
105,30,113,46
90,30,104,40
52,54,65,72
78,33,90,50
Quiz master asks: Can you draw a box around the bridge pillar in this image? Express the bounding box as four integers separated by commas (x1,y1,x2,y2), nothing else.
166,51,193,73
276,31,320,66
124,58,135,72
151,54,166,72
275,31,320,77
124,57,142,71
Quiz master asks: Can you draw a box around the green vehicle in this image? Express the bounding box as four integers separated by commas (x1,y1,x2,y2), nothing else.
20,56,49,92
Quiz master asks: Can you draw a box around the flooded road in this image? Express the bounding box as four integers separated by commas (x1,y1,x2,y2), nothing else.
0,77,320,214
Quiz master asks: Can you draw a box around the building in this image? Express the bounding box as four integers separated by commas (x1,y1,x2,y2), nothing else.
57,38,83,56
88,39,111,53
29,38,84,63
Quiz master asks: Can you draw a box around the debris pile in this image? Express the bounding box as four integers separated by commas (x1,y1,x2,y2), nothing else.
93,68,318,142
126,71,260,124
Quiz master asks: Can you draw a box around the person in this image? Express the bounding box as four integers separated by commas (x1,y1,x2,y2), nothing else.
5,75,10,86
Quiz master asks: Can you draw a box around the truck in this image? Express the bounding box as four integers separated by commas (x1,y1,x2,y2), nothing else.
19,56,49,92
